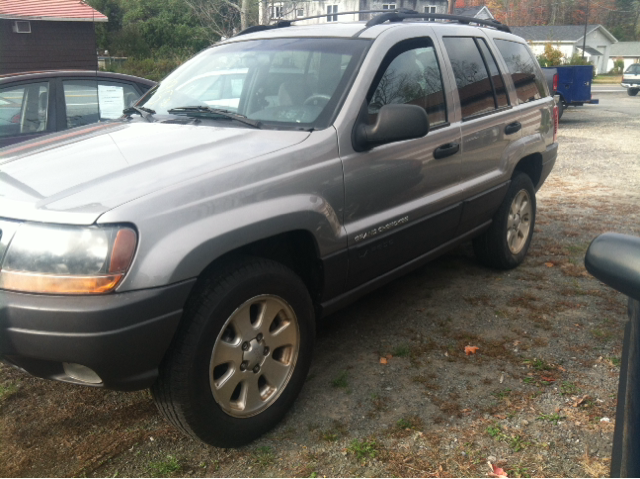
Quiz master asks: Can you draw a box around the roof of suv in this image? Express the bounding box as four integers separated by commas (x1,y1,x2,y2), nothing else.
225,14,517,44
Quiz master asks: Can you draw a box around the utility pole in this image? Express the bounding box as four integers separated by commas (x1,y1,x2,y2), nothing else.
448,0,454,15
582,0,590,59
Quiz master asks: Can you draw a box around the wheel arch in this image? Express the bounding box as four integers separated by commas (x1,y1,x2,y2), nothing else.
513,153,543,189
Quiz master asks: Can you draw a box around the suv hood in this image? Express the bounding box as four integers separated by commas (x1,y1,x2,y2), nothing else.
0,121,310,225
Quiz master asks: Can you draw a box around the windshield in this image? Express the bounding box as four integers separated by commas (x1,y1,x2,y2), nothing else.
141,38,370,130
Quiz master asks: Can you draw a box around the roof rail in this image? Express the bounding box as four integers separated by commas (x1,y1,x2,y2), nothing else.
235,9,511,37
365,12,511,33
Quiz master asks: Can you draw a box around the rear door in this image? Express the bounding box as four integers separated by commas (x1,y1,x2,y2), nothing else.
338,29,463,289
438,33,519,235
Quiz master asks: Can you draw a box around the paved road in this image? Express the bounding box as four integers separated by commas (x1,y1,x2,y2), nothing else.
592,83,626,93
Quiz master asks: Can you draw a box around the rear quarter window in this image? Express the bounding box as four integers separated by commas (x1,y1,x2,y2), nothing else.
494,39,547,104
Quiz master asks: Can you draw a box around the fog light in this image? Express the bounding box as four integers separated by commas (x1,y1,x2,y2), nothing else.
63,362,102,384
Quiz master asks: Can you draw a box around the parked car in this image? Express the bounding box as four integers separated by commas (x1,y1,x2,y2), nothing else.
0,71,156,148
621,63,640,96
542,65,599,119
584,233,640,478
0,11,558,447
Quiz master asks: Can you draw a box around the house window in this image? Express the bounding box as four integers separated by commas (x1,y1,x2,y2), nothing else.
327,5,338,22
382,4,396,10
424,6,437,21
270,5,283,18
297,8,304,17
12,21,31,33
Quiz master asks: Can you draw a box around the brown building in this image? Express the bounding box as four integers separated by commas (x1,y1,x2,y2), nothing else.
0,0,108,75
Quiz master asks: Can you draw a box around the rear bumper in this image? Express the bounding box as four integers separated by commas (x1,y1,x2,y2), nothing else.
537,142,558,191
621,81,640,88
0,279,196,391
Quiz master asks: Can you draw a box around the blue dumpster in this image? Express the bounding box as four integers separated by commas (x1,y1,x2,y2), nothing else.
542,65,599,118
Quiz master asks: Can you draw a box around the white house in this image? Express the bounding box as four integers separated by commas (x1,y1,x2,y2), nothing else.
607,42,640,71
511,24,618,74
260,0,451,26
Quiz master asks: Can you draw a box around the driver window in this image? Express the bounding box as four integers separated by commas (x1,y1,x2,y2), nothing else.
368,38,447,127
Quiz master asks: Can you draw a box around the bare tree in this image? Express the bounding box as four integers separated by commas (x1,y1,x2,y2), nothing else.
185,0,251,40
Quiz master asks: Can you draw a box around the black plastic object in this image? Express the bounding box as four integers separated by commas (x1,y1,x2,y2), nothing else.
584,233,640,477
504,122,522,135
434,142,460,159
235,10,511,37
585,233,640,302
365,12,511,32
353,104,429,151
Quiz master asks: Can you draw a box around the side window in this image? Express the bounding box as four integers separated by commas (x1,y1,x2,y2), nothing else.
443,37,497,119
476,38,509,108
368,38,447,127
494,39,546,104
0,82,49,138
63,80,141,128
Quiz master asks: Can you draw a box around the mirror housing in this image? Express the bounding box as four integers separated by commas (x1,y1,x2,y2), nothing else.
353,104,429,152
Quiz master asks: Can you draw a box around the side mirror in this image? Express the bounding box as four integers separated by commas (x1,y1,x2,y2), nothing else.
584,233,640,302
353,104,429,152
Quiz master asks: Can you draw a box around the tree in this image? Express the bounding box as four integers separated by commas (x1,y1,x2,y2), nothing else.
537,43,564,66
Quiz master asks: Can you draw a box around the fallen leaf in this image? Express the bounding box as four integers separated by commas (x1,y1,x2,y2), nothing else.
488,462,508,478
541,376,556,382
386,354,393,359
494,414,507,419
558,366,567,372
379,357,388,365
545,262,554,267
465,345,480,355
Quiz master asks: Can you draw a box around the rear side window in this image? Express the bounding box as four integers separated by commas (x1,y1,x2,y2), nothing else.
494,39,546,104
368,37,447,127
443,37,508,119
0,82,49,138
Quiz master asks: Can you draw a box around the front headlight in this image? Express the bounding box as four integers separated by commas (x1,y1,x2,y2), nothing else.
0,223,137,294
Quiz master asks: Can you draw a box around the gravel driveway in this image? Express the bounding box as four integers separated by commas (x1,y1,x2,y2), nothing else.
1,91,638,478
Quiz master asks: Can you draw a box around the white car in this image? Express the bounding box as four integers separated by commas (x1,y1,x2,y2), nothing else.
621,63,640,96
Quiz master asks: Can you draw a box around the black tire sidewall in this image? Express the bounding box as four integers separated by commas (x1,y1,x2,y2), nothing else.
174,261,314,447
490,173,536,269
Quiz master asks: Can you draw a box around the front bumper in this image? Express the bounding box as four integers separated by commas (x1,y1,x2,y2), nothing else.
0,279,196,390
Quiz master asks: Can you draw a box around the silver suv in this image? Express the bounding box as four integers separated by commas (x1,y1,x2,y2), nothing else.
0,12,558,447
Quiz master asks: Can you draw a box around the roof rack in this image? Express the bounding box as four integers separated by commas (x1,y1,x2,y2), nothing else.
365,11,511,32
235,9,511,36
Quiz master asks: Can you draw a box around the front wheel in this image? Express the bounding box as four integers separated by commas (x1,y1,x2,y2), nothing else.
627,88,639,97
473,172,536,270
151,257,314,447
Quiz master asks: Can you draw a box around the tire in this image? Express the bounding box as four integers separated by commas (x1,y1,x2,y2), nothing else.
473,172,536,270
557,99,564,119
151,257,315,447
627,88,639,97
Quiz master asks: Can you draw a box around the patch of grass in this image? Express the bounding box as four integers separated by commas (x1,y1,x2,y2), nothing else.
524,358,552,371
148,455,181,477
508,465,531,478
537,413,564,424
0,381,19,401
591,329,613,341
392,344,411,357
347,439,378,462
331,370,348,389
319,420,348,442
560,381,580,396
508,435,530,452
492,388,512,400
254,446,275,467
487,423,505,439
390,415,423,437
608,357,621,367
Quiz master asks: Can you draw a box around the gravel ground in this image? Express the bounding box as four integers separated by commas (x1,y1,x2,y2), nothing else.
1,92,639,478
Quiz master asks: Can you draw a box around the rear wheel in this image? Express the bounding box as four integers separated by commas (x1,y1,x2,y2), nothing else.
152,257,314,447
473,172,536,270
627,88,639,97
557,99,564,119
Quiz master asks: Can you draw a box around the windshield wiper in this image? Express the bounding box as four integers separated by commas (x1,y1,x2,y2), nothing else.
167,106,261,129
123,106,156,122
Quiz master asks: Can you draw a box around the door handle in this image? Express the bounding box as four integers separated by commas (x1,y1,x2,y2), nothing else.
505,122,521,135
433,142,459,159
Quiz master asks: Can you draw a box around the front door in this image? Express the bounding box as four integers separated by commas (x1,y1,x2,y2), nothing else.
340,34,463,289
